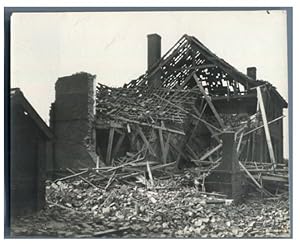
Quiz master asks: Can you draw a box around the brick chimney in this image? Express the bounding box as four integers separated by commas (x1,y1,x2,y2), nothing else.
147,34,161,88
247,67,257,80
51,72,97,170
147,34,161,70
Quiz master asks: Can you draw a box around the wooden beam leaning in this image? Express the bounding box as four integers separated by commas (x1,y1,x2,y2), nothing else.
153,93,222,133
158,128,166,163
256,87,276,167
146,161,154,187
199,143,222,161
54,169,89,183
238,161,262,189
163,133,171,164
192,103,221,144
111,132,126,161
136,126,156,156
106,127,115,165
66,168,98,189
117,116,185,135
244,115,285,136
193,73,226,129
237,131,244,152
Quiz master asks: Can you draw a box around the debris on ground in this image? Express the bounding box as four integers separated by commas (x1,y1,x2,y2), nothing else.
11,175,290,238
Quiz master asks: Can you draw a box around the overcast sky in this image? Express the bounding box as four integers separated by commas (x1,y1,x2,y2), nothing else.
10,10,289,157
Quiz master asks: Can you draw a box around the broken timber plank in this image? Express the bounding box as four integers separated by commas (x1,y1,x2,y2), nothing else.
137,126,156,156
163,133,171,164
199,103,208,118
153,93,222,132
146,161,154,187
102,158,144,173
53,169,89,183
66,168,98,189
105,171,116,190
158,128,165,163
244,115,285,136
238,161,262,189
253,175,288,183
192,103,221,143
111,132,126,160
237,131,244,152
256,87,276,167
47,200,84,214
171,64,217,73
199,143,222,161
106,128,115,165
118,116,185,135
193,73,225,129
93,226,131,237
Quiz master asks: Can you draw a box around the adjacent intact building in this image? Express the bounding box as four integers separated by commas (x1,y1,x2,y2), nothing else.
10,88,53,218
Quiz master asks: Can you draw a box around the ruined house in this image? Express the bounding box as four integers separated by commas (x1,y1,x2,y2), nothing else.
7,33,288,225
49,34,287,198
10,88,53,218
94,34,287,165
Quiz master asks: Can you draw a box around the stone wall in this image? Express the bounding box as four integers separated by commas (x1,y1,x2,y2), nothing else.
51,72,97,170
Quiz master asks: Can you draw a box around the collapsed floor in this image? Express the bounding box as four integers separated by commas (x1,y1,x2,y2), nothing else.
10,172,290,238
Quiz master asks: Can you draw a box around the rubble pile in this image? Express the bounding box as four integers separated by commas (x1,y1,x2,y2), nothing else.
10,176,290,238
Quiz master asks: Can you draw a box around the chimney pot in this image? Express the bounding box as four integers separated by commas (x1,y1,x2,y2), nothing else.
247,67,257,80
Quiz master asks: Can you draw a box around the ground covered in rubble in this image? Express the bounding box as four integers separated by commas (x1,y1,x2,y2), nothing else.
11,179,290,238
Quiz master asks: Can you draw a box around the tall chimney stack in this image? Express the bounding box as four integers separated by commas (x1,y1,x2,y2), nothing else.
247,67,257,80
147,34,161,88
147,34,161,71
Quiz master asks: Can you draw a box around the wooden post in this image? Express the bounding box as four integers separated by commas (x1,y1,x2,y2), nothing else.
111,133,126,160
96,156,100,173
193,73,225,129
256,87,276,168
237,131,244,152
137,126,156,156
106,128,115,165
163,133,170,163
146,161,154,188
158,128,165,163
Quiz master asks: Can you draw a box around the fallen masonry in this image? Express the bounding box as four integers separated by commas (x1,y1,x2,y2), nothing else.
10,177,290,238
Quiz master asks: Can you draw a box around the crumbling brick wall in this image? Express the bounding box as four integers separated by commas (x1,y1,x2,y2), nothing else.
50,72,96,170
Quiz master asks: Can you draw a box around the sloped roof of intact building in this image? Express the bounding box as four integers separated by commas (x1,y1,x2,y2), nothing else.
11,88,53,139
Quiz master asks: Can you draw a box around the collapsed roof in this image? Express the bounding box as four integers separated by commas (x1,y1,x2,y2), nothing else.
96,34,287,130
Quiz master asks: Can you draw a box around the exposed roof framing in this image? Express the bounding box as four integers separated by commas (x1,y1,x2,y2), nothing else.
124,35,264,94
96,34,287,129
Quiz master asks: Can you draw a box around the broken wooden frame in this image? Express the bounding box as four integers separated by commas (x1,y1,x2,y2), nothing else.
92,35,287,197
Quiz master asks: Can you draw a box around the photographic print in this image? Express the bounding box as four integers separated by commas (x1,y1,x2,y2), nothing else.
7,9,290,238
